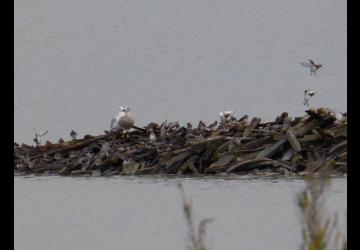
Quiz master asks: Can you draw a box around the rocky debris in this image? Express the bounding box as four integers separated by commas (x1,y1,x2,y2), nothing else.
14,107,347,177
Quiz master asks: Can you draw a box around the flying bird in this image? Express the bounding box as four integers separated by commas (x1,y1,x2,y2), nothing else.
110,106,135,131
301,59,322,76
33,129,49,146
303,89,316,106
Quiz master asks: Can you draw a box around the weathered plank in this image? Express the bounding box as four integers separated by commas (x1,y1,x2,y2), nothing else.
256,139,287,159
286,129,302,152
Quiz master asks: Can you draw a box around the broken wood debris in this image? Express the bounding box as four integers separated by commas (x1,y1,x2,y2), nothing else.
14,107,347,177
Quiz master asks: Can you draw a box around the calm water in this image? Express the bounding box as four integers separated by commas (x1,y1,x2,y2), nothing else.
14,0,347,249
14,0,346,144
14,176,347,250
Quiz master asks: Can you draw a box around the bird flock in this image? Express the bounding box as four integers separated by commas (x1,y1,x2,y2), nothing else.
33,58,339,146
300,59,322,108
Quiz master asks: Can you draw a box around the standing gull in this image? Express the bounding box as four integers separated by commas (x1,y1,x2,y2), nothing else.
303,89,316,106
33,129,49,146
219,111,234,123
110,106,135,131
300,59,322,76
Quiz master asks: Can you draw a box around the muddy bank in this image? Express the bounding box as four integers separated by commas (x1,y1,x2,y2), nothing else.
14,108,347,177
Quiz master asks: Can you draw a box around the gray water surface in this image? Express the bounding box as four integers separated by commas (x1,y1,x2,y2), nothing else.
14,0,346,144
14,176,347,250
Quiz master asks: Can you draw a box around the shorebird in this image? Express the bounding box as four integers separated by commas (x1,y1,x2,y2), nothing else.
198,120,207,128
208,120,218,130
300,59,322,76
33,129,48,146
186,122,193,130
110,106,135,131
219,111,234,123
149,128,157,142
303,89,316,106
70,130,77,139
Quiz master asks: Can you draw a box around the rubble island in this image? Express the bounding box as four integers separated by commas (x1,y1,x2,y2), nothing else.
14,108,347,177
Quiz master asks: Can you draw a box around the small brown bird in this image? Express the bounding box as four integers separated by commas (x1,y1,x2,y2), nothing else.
70,130,77,139
300,59,322,76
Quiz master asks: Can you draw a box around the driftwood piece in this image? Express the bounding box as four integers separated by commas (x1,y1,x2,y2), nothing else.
286,129,301,152
233,147,265,154
190,136,226,154
163,151,192,174
251,159,294,171
176,155,198,175
256,139,287,159
216,140,233,154
298,133,322,143
121,160,140,175
281,148,294,161
32,162,66,173
328,140,347,155
207,155,235,170
226,158,294,173
322,124,347,139
295,118,321,137
250,117,261,129
225,158,272,173
135,166,158,175
243,127,252,137
245,136,273,150
188,163,199,175
337,152,347,162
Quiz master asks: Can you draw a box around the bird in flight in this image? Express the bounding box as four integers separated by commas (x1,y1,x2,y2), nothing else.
33,129,49,146
300,59,322,76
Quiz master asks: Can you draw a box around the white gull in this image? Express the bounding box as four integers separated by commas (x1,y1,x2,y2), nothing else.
110,106,135,131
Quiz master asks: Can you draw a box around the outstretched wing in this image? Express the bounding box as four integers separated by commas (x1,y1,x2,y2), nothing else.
309,59,315,65
300,62,312,68
39,130,48,137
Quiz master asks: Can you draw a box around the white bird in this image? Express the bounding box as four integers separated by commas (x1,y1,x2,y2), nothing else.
33,129,49,146
300,59,322,76
303,89,316,106
219,111,235,123
328,108,346,124
149,128,157,142
110,106,135,131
